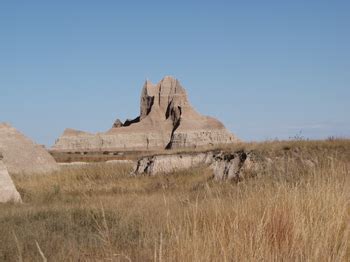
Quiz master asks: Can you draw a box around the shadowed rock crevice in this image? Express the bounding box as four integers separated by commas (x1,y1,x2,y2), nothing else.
123,116,140,127
140,81,156,120
210,151,248,181
165,101,183,149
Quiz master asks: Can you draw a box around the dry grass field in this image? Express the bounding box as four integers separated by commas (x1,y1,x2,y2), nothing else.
1,140,350,261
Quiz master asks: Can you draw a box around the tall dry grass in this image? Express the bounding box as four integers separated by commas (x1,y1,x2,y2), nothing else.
0,140,349,261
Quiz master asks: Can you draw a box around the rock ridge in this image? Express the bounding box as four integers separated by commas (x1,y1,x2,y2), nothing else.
131,150,253,181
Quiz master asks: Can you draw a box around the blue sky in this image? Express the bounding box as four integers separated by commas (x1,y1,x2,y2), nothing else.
1,0,349,146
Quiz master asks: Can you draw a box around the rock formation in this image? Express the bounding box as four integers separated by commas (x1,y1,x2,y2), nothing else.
132,152,214,176
209,151,249,181
52,76,239,152
0,153,22,203
131,148,321,181
0,123,59,175
131,150,255,181
112,119,123,128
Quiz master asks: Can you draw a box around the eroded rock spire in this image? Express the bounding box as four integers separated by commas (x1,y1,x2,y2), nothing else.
52,76,239,152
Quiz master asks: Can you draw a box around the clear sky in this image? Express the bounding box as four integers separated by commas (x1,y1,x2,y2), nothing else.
1,0,349,146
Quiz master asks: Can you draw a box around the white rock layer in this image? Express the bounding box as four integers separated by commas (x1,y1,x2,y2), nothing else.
131,151,250,181
0,157,22,203
132,153,214,175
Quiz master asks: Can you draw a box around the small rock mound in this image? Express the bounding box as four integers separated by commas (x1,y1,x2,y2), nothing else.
0,123,59,175
112,119,123,128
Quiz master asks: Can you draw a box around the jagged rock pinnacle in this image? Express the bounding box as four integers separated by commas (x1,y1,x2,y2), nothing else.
52,77,239,152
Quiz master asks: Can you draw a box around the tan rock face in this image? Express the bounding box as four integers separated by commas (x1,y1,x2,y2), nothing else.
0,154,22,203
131,150,249,181
131,149,323,181
210,151,248,181
0,123,59,175
52,76,239,152
132,153,214,176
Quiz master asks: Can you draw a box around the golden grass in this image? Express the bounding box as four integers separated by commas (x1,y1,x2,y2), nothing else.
1,140,350,261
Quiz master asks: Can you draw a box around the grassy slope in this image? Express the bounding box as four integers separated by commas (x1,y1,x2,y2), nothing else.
0,140,349,261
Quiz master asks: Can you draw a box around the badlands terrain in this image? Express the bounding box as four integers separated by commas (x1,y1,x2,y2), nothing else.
0,77,349,261
1,140,349,261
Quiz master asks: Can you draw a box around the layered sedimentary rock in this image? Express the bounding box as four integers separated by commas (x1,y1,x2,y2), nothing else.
131,151,253,181
210,151,249,181
0,153,22,203
0,123,59,174
131,148,322,181
132,152,214,176
52,76,239,152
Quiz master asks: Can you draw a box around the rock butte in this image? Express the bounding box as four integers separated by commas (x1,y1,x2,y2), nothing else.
52,76,239,152
0,123,59,175
0,153,22,203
